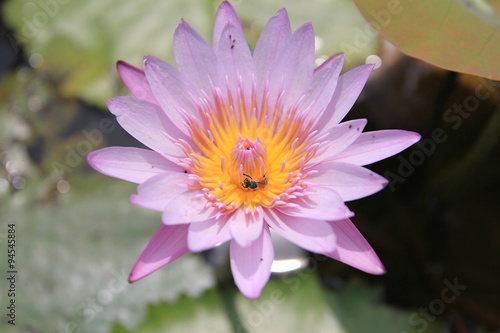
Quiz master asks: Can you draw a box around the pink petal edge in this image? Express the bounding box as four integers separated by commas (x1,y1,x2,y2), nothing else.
264,209,337,253
187,217,232,252
267,22,315,114
129,173,190,211
129,224,190,282
317,64,374,129
228,206,264,248
253,8,292,105
277,186,354,221
310,118,367,164
174,19,218,100
106,96,185,156
314,53,345,73
116,61,157,104
300,54,345,124
162,191,217,225
87,147,180,184
323,219,386,274
212,1,244,50
143,55,199,135
333,130,421,166
306,162,388,202
216,22,255,115
230,226,274,299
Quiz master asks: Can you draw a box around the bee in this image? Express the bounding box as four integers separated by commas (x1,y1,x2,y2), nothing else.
241,173,268,191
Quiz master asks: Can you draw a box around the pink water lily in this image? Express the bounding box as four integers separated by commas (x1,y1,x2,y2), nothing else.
88,1,420,299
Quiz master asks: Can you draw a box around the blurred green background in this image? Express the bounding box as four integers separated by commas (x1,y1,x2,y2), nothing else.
1,0,499,332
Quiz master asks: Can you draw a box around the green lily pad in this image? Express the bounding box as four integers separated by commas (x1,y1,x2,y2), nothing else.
352,0,500,80
111,270,446,333
0,175,215,333
111,290,232,333
324,279,445,333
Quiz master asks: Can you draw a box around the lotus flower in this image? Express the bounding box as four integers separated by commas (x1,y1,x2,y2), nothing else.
87,1,420,298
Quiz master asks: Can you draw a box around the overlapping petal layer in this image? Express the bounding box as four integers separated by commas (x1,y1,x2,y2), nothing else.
88,1,420,299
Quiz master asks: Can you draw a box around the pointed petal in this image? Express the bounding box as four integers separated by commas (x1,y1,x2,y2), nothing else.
300,54,344,124
129,173,190,211
333,130,421,166
116,61,157,104
268,22,315,113
87,147,181,184
307,162,388,201
216,23,255,114
264,209,336,253
174,20,217,98
106,96,186,156
228,206,264,248
143,55,199,135
310,119,367,164
213,1,244,50
277,186,353,221
253,8,291,104
230,227,274,299
314,53,345,73
318,64,374,129
162,191,216,225
128,224,189,282
324,219,385,274
187,217,231,252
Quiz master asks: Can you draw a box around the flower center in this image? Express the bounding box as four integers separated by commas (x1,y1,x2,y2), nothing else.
178,89,319,212
231,136,266,183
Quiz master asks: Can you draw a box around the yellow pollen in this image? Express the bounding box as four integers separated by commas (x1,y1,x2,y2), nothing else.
184,91,315,212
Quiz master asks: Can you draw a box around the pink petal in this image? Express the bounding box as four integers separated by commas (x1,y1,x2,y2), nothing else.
106,96,186,156
253,8,291,74
277,186,353,221
253,8,291,107
162,191,217,225
264,209,336,253
216,23,255,115
333,130,421,166
314,53,345,73
267,22,315,114
128,224,189,282
116,61,157,104
317,64,374,130
87,147,181,184
212,1,244,50
228,206,264,248
307,162,388,201
323,219,385,274
187,217,231,252
129,173,190,211
300,54,344,124
230,227,274,299
143,55,199,135
309,119,367,165
174,20,218,99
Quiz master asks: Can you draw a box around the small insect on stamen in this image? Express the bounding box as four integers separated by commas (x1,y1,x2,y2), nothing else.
241,173,268,191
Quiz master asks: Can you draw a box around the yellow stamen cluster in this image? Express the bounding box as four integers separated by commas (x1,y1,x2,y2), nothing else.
182,90,317,212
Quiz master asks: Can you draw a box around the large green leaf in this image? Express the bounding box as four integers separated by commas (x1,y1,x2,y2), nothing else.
352,0,500,80
112,275,446,333
0,175,215,333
